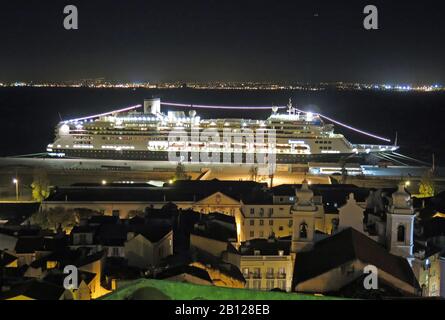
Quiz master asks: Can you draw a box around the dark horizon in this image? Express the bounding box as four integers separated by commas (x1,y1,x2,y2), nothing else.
1,0,445,84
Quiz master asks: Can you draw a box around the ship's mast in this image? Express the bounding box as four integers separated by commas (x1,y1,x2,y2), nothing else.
287,98,297,115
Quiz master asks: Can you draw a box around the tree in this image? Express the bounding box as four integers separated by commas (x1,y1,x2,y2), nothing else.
73,208,100,223
128,210,144,218
249,165,258,182
418,170,435,198
31,169,50,202
172,162,190,181
30,207,76,231
29,209,50,229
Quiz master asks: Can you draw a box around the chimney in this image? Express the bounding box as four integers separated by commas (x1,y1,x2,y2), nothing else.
144,98,161,114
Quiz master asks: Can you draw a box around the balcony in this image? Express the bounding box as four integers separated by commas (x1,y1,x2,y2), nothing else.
266,272,274,279
277,273,286,279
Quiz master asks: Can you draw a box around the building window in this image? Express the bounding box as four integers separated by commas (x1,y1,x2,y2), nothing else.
288,220,293,227
422,284,427,296
250,231,254,238
259,208,264,216
266,280,275,290
268,208,273,216
299,223,308,239
79,233,87,244
250,208,255,215
331,218,339,234
250,220,254,226
397,225,405,242
259,231,264,237
112,247,120,257
242,268,249,278
279,226,283,231
278,280,286,291
269,220,274,226
259,219,264,226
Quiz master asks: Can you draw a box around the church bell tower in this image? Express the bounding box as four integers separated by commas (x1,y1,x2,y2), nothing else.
291,180,317,253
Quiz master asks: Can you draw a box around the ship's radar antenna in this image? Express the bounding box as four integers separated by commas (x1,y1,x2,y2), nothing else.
287,98,293,115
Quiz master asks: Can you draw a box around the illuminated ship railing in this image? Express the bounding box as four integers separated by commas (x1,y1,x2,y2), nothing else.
65,104,143,123
161,102,286,110
162,101,392,143
63,100,393,144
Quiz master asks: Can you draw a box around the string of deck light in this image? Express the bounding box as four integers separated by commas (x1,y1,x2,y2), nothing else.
162,101,392,143
66,104,142,123
291,106,392,143
64,101,391,143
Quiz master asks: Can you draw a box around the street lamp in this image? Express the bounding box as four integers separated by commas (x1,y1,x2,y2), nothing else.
12,178,19,201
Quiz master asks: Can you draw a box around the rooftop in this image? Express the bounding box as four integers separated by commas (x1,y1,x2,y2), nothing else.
0,279,67,300
272,184,371,207
293,228,420,291
45,179,267,203
155,265,213,283
239,237,292,256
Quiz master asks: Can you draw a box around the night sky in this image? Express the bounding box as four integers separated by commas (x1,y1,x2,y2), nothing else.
1,0,444,83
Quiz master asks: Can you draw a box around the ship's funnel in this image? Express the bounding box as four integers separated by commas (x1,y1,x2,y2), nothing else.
144,98,161,114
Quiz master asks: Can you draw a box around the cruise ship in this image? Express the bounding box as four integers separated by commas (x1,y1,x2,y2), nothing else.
46,98,398,164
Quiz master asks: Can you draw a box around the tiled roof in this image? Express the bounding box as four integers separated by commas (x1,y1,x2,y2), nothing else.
191,222,237,243
292,228,420,290
191,247,245,283
156,265,213,283
272,184,370,206
45,179,266,203
0,202,40,223
0,250,17,267
30,248,105,269
239,237,291,256
14,236,68,254
0,279,67,300
130,225,172,243
43,270,96,287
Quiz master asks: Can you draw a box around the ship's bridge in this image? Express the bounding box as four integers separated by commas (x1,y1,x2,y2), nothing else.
267,112,323,125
